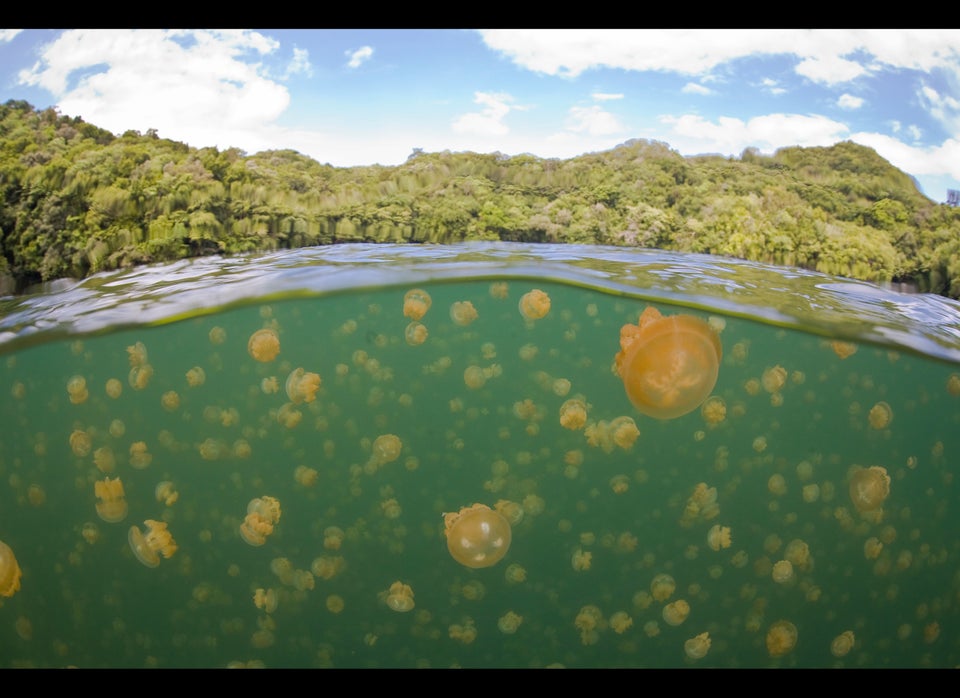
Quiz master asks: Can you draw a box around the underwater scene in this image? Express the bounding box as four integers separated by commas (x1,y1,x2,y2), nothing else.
0,242,959,668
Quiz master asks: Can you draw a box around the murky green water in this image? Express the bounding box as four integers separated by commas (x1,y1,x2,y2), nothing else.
1,242,959,668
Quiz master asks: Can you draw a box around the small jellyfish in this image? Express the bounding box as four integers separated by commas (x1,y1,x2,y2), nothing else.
128,363,153,390
253,588,279,614
609,611,633,634
93,447,115,474
69,429,92,458
323,526,345,551
685,632,712,660
261,376,279,394
848,465,891,513
831,630,855,658
155,481,179,506
370,434,402,467
209,326,226,345
830,340,858,359
571,548,592,571
66,375,89,404
450,300,479,326
240,496,282,546
186,366,206,387
94,477,128,523
761,365,787,394
662,600,691,626
651,573,676,602
504,563,527,584
867,401,893,430
613,306,722,420
404,321,429,346
559,398,588,430
128,441,152,470
128,520,178,568
771,560,794,584
105,378,123,399
0,539,22,598
402,289,432,321
518,289,551,320
160,390,180,412
248,328,280,362
384,581,415,612
443,503,512,568
700,396,727,427
706,524,732,551
285,368,321,404
766,620,798,658
127,341,148,367
498,611,523,634
947,373,960,397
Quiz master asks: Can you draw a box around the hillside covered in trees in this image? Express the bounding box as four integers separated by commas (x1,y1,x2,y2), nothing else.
3,99,960,297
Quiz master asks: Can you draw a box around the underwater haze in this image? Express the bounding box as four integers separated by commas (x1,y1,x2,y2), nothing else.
0,242,958,668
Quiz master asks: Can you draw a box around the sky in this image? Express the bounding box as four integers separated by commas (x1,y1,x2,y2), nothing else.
1,28,959,202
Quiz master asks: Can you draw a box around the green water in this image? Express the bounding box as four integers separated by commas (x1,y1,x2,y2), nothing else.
1,244,959,667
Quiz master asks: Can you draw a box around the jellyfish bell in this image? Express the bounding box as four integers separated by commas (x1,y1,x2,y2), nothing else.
0,539,22,598
128,520,178,568
384,581,415,612
518,289,551,320
614,306,722,420
248,328,280,362
848,465,891,513
766,620,798,658
444,503,512,568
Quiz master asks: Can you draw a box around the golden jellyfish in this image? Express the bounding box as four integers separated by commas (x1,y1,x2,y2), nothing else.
0,540,22,598
128,520,178,568
155,481,179,506
261,376,279,394
253,588,279,614
127,340,148,367
571,548,592,571
685,632,712,660
766,620,798,658
700,396,727,427
105,378,123,399
186,366,206,387
285,368,321,404
831,630,855,658
385,581,415,612
443,503,512,568
662,599,691,626
294,465,319,488
323,526,345,551
706,524,732,551
560,398,587,431
504,563,527,584
93,446,115,474
868,401,893,430
771,560,794,584
160,390,180,412
404,321,429,346
128,363,153,390
831,340,858,359
94,477,128,523
248,328,280,362
518,289,551,320
66,375,89,404
450,300,479,326
402,289,432,321
848,465,891,513
651,573,676,602
948,373,960,396
494,499,524,526
240,496,282,546
498,611,523,635
69,429,92,457
128,441,152,470
371,434,402,466
613,306,722,419
761,365,787,394
609,611,633,634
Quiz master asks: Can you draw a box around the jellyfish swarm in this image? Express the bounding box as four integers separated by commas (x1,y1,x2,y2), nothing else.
128,520,178,568
0,540,22,597
614,306,722,419
443,503,512,568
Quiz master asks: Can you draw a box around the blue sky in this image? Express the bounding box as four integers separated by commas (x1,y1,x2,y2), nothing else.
2,29,959,202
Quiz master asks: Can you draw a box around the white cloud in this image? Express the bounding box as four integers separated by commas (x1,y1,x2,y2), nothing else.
659,112,850,154
908,124,923,141
0,30,21,43
452,92,517,137
837,93,864,110
850,131,960,182
346,46,373,69
478,29,960,86
15,29,292,154
591,92,623,101
681,82,712,95
565,105,624,136
284,47,312,79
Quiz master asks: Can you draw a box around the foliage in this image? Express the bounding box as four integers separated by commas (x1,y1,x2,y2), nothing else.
2,100,960,297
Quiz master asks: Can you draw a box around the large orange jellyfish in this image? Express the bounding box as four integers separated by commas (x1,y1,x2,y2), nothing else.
94,477,128,523
614,306,722,419
848,465,891,513
248,328,280,362
0,539,22,597
518,289,551,320
403,289,432,321
444,503,512,568
128,520,178,568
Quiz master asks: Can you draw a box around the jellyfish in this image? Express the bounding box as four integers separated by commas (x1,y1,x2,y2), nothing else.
105,378,123,399
294,465,319,488
609,611,633,634
761,365,787,394
261,376,279,394
128,363,153,390
830,340,858,359
370,434,402,467
155,481,179,506
706,524,732,551
285,368,321,404
518,289,551,320
66,375,89,404
766,620,798,658
571,548,592,571
384,581,415,612
450,300,479,326
161,390,180,412
771,560,794,584
94,477,128,523
323,526,345,551
848,465,891,513
402,289,432,321
128,441,152,470
504,563,527,584
443,503,512,568
498,611,523,634
685,632,712,660
574,605,605,646
404,321,429,346
93,447,115,474
662,600,691,626
947,373,960,397
613,306,722,419
651,573,677,602
867,401,893,430
253,588,279,614
700,396,727,427
127,341,148,367
69,429,92,458
248,328,280,362
240,496,282,546
0,539,22,598
128,520,178,568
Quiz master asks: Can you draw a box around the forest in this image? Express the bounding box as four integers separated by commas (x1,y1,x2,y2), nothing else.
2,99,960,297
